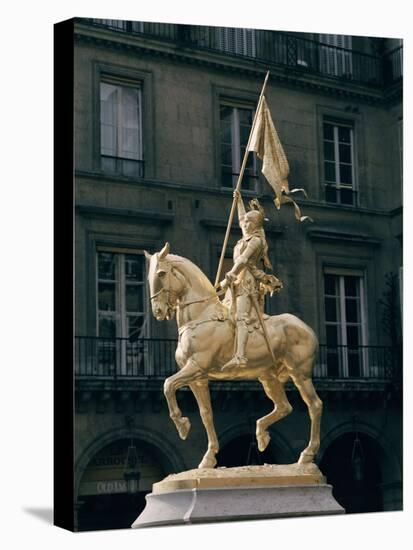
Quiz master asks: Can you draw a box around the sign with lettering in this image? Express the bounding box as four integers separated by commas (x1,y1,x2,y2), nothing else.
79,439,165,496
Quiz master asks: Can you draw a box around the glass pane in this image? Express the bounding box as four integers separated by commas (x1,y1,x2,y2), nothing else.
221,170,233,188
325,161,336,182
327,350,339,377
339,143,352,163
344,276,359,297
99,316,116,338
246,154,255,170
98,282,116,311
125,255,144,282
100,83,118,111
121,159,143,177
98,252,116,280
221,146,232,166
101,155,117,173
339,163,352,184
323,123,334,140
338,126,351,143
326,325,339,346
324,141,335,161
220,105,233,121
101,124,116,156
238,108,253,125
242,175,255,192
100,83,118,156
240,124,251,144
325,297,338,321
325,185,337,203
122,128,139,159
221,125,232,143
126,285,143,313
348,349,361,377
346,325,360,347
128,315,144,338
345,298,359,323
324,274,337,295
120,88,140,158
340,187,355,205
122,88,139,124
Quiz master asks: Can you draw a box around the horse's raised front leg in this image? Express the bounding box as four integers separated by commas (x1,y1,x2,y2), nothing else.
163,357,204,441
256,375,292,452
190,380,218,469
293,372,323,464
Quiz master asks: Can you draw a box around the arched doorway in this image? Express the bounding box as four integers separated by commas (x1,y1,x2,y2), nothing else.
319,432,383,514
77,438,166,531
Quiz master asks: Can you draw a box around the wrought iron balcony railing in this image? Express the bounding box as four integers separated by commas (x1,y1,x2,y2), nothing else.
75,336,177,379
383,45,403,85
75,337,397,382
79,19,403,89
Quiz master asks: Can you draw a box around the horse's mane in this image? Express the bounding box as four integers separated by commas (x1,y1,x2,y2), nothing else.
166,253,216,295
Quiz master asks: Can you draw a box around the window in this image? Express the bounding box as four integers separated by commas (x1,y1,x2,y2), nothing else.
323,272,367,378
323,119,356,205
97,250,148,375
100,80,144,177
319,34,353,77
92,19,144,32
220,103,257,191
217,28,256,57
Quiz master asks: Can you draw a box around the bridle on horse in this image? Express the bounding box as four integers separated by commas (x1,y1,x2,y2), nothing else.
150,260,221,311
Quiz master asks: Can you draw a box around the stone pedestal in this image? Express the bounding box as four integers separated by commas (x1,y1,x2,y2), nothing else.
132,463,344,528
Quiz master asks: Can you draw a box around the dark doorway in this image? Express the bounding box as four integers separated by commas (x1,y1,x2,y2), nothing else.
76,438,167,531
319,432,383,514
217,433,276,467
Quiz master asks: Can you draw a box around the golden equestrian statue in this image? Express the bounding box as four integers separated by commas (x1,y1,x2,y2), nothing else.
145,238,321,469
144,71,321,470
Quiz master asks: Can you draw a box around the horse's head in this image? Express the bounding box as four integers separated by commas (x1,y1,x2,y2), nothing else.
144,243,186,321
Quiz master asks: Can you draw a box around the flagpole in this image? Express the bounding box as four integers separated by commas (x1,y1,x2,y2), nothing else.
214,70,270,288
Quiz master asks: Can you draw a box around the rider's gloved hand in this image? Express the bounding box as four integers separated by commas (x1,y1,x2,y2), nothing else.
219,279,229,291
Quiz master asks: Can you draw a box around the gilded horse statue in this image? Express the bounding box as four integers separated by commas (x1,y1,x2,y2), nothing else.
145,242,322,470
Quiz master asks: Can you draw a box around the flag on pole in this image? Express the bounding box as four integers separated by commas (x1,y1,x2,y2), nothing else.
248,96,312,222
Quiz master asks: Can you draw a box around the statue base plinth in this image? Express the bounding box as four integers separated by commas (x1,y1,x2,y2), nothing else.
132,463,344,528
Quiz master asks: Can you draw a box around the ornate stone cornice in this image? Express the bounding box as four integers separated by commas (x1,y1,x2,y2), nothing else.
75,204,174,224
306,228,381,246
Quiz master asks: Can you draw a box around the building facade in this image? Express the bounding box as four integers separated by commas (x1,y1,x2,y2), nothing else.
73,18,403,531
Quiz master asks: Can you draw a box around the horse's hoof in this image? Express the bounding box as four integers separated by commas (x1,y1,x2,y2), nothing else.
257,430,271,452
198,456,217,469
298,451,314,464
177,417,191,440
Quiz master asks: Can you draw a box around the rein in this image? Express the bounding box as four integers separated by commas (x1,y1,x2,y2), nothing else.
150,262,226,311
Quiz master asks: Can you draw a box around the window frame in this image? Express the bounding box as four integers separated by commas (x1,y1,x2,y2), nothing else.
323,269,368,378
95,247,151,377
100,79,144,176
92,63,154,178
96,247,148,340
219,98,258,192
212,85,261,192
323,118,357,206
315,104,365,207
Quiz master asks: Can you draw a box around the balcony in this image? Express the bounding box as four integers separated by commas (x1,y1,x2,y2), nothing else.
75,337,398,384
79,19,403,90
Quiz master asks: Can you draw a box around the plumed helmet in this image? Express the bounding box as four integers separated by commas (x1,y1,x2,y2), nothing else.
245,209,264,228
246,198,267,228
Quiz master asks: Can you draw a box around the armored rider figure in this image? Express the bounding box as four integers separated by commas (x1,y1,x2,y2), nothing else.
220,190,283,370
